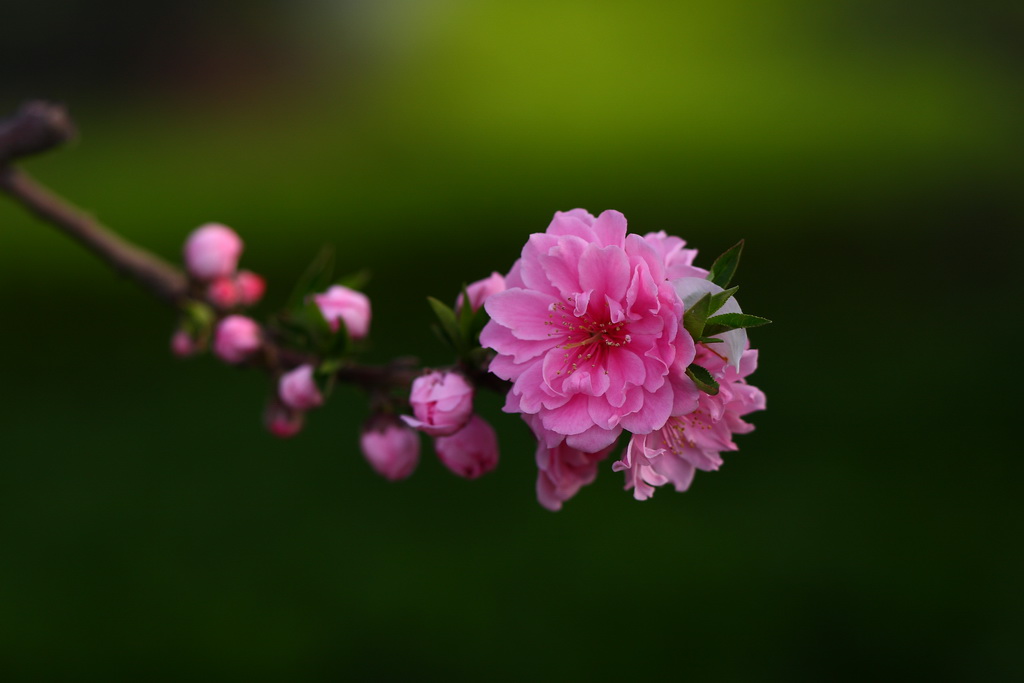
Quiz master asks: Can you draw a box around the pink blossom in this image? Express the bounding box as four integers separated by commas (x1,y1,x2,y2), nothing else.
278,364,323,411
642,231,708,280
213,315,262,364
206,277,240,308
401,371,474,436
313,285,371,340
614,347,765,500
433,415,499,479
183,223,243,281
263,398,305,438
360,417,421,481
170,330,201,357
535,440,616,511
235,270,266,306
480,209,696,453
456,272,506,314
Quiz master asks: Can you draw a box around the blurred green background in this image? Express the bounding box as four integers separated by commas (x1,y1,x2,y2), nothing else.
2,1,1022,680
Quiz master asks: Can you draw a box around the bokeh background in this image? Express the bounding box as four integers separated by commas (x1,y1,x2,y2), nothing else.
2,1,1022,680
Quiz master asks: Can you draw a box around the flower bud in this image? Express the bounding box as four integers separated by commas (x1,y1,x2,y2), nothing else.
456,272,506,314
206,276,240,308
401,371,474,436
170,329,201,357
312,285,371,340
360,416,421,481
183,223,243,281
433,415,499,479
263,398,304,438
213,315,262,364
278,364,324,411
235,270,266,306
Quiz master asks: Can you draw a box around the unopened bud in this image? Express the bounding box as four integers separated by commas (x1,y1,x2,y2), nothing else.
206,277,240,308
360,416,420,481
263,398,305,438
401,370,474,436
213,315,261,364
278,364,324,411
170,329,201,357
433,415,499,479
456,272,506,314
312,285,371,340
183,223,243,281
235,270,266,306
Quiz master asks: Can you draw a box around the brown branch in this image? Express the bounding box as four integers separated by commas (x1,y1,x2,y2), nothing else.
0,100,508,409
0,101,188,306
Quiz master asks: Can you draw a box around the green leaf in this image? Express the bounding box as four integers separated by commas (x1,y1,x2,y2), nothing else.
287,245,336,310
335,269,371,292
686,364,720,396
707,240,744,288
326,314,351,357
708,286,739,314
458,284,475,338
705,313,771,330
696,336,724,345
428,296,463,352
682,293,712,340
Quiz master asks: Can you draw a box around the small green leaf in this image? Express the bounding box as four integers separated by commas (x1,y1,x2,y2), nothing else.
287,245,335,309
682,293,712,340
707,240,744,288
696,336,724,345
335,269,371,292
686,364,720,396
708,286,739,314
428,296,463,352
705,313,771,329
326,314,351,357
458,284,475,338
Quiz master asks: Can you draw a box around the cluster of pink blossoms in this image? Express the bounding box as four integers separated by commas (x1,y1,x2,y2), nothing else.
478,209,765,510
166,211,764,510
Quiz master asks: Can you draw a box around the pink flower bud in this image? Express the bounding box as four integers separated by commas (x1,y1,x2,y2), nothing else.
312,285,371,340
206,277,240,308
360,417,421,481
183,223,244,281
170,329,201,357
401,371,474,436
213,315,262,364
433,415,499,479
235,270,266,306
263,398,305,438
278,364,323,411
456,272,506,314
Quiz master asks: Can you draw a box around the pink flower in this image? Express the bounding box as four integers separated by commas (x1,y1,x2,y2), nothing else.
480,209,696,453
213,315,262,364
183,223,243,281
456,272,506,314
207,277,240,308
360,417,421,481
235,270,266,306
313,285,371,340
642,231,709,280
433,415,499,479
278,364,323,411
263,398,305,438
535,440,616,511
613,347,765,500
401,371,474,436
170,329,201,357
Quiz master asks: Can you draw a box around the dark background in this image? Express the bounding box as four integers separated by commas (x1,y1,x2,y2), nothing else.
1,1,1022,680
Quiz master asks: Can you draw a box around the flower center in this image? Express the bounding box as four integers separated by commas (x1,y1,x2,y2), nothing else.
546,298,632,376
